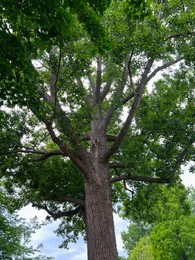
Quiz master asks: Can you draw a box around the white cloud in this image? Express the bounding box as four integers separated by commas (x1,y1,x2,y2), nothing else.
181,163,195,187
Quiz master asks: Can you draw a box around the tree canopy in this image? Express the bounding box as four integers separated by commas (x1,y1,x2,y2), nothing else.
0,0,195,258
121,187,195,260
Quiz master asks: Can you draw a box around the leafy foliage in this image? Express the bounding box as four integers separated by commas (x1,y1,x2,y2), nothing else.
0,183,52,260
121,187,195,259
0,0,194,256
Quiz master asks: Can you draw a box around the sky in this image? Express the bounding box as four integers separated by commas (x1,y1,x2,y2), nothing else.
19,207,128,260
18,167,195,260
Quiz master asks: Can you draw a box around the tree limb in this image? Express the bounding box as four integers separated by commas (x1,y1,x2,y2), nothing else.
33,150,65,161
94,57,102,106
46,196,85,206
103,59,154,161
109,162,125,169
146,57,183,84
127,49,136,93
100,80,112,102
104,60,129,129
110,175,169,184
173,139,194,174
45,122,87,175
168,31,195,39
88,73,95,91
32,202,82,220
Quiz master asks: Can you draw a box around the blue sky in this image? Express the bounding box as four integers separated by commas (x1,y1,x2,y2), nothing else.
19,206,128,259
19,167,195,259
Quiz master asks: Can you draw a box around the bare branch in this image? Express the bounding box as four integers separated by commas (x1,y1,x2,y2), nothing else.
49,47,58,103
77,77,92,106
94,57,102,105
88,73,96,91
146,57,183,84
103,59,154,161
122,92,136,105
110,175,169,184
45,122,87,174
76,77,84,88
104,60,129,128
100,80,112,102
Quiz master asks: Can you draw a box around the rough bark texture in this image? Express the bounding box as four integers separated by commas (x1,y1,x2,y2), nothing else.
83,117,118,259
85,162,118,260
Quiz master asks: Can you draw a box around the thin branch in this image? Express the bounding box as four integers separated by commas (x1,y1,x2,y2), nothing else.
127,49,136,93
37,59,50,70
110,175,170,184
32,203,81,220
168,31,195,39
122,92,136,105
173,140,194,174
146,57,183,84
0,149,45,156
33,150,65,161
109,162,125,169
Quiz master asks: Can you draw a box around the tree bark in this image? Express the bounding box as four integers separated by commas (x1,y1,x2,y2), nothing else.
84,162,118,260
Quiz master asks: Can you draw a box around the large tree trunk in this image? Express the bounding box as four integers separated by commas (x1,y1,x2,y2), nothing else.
84,160,118,260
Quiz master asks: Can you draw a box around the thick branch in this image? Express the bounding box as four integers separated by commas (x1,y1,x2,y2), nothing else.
94,57,102,105
103,59,154,161
111,175,169,184
104,60,129,128
77,78,92,106
100,80,112,102
49,47,58,103
88,73,95,91
45,122,87,174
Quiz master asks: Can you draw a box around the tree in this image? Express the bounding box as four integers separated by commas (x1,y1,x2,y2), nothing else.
121,186,195,260
0,0,195,259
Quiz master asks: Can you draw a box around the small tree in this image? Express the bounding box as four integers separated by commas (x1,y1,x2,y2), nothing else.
0,0,195,259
